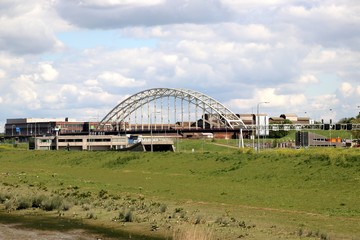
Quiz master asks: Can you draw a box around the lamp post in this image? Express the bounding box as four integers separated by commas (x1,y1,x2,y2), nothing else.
88,117,99,151
329,108,333,147
150,111,161,152
257,102,269,153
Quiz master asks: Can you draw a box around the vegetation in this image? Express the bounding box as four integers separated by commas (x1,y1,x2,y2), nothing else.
0,143,360,239
268,119,292,138
350,114,360,143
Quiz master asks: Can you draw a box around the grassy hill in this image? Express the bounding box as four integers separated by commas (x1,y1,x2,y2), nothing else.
0,142,360,239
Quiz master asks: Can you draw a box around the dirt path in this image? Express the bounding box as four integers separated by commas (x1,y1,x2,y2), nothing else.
0,223,102,240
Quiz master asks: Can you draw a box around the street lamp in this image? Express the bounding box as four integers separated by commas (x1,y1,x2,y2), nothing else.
12,125,15,136
150,111,161,152
257,102,269,153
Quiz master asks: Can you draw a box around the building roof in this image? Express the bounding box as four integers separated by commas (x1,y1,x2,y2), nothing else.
6,118,77,124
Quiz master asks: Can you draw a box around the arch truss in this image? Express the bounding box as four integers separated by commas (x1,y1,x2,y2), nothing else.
99,88,246,130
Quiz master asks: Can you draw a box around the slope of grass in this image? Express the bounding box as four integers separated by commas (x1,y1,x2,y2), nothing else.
0,144,359,239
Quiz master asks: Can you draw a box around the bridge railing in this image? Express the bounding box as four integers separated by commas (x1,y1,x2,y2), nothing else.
244,124,360,131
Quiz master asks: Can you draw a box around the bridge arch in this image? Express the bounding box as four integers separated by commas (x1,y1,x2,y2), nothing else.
99,88,246,130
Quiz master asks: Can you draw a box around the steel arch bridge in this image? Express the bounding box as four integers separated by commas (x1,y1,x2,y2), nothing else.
98,88,246,131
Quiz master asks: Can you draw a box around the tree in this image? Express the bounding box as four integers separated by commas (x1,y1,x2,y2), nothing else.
337,117,355,124
268,119,292,138
351,114,360,143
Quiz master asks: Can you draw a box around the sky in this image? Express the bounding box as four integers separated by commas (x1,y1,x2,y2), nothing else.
1,0,360,132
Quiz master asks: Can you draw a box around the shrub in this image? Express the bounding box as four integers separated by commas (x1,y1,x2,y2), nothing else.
104,155,140,168
61,200,73,211
175,207,183,213
4,199,16,211
42,196,63,211
82,203,91,211
159,204,167,213
215,217,229,227
119,209,135,222
31,194,47,208
86,211,97,220
193,215,204,225
98,189,108,199
16,197,32,210
0,192,11,203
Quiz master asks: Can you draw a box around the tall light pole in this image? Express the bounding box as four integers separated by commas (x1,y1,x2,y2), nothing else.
257,102,269,153
329,108,333,147
150,111,161,152
12,125,15,136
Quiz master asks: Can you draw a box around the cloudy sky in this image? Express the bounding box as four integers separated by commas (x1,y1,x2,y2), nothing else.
1,0,360,131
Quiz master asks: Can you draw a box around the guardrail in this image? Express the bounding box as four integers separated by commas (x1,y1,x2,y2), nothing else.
245,124,360,131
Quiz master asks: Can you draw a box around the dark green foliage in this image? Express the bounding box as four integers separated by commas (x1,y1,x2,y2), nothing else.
269,119,292,138
268,130,290,138
215,156,231,162
103,154,140,168
345,155,359,163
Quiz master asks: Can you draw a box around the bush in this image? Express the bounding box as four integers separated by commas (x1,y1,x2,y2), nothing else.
42,196,63,211
31,194,47,208
61,200,73,211
159,204,167,213
4,199,16,211
86,211,97,219
98,189,108,199
104,154,140,168
16,197,32,210
119,209,135,222
0,192,11,203
82,204,91,211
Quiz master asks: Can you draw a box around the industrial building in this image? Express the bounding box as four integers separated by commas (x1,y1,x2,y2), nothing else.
4,118,89,136
295,132,347,147
30,134,129,151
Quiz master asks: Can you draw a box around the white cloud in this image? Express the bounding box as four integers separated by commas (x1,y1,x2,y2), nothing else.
78,0,165,7
60,84,78,97
310,94,339,110
297,74,319,84
340,82,354,97
356,86,360,96
226,88,307,114
39,63,59,81
255,88,306,107
97,71,145,87
220,0,290,9
11,74,40,110
0,53,24,68
0,1,66,55
0,69,5,79
84,79,99,87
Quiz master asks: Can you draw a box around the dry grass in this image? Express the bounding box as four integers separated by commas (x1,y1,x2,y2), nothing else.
172,226,213,240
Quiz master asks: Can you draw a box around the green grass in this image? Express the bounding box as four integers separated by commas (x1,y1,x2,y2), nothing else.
0,143,360,239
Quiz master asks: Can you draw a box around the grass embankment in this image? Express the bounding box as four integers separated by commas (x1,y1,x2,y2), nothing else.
0,142,360,239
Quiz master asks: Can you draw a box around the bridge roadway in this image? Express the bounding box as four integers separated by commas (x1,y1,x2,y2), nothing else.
59,123,360,137
110,123,360,134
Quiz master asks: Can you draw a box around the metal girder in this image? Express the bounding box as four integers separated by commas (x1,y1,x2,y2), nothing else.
99,88,246,129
